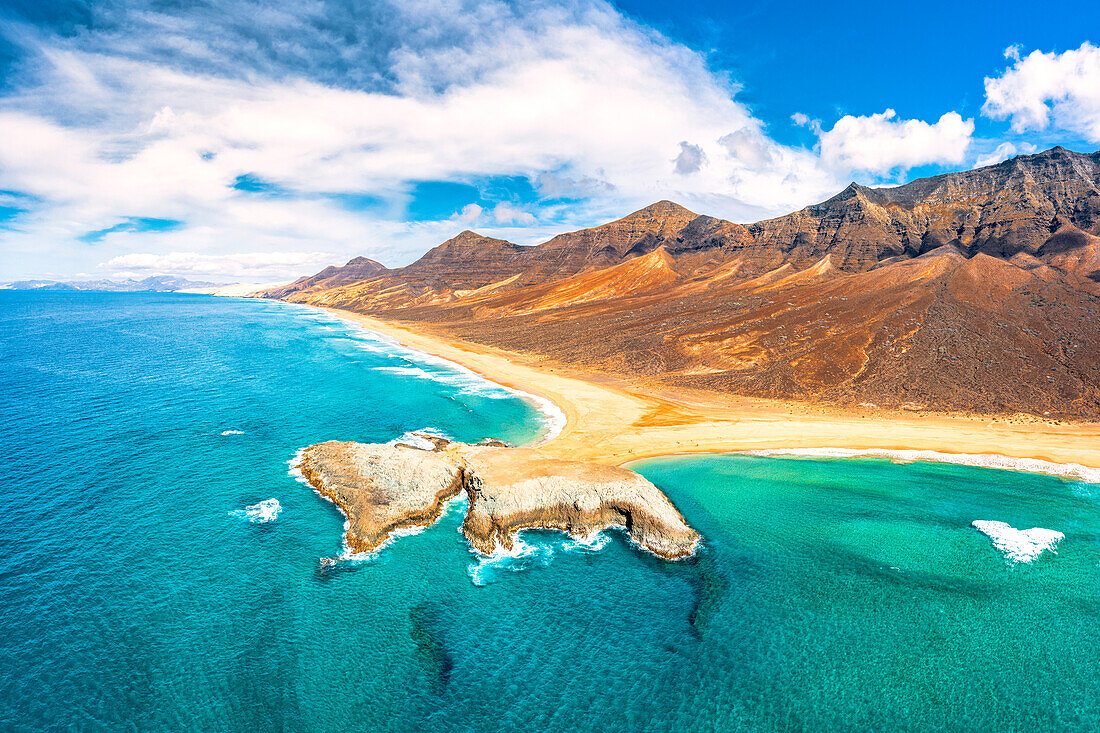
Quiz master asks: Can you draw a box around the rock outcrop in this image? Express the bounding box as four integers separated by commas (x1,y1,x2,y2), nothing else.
296,438,700,561
298,442,465,553
457,445,699,558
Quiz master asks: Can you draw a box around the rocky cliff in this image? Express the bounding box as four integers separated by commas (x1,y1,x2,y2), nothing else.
747,146,1100,271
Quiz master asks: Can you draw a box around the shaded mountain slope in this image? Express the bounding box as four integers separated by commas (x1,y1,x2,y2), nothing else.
747,146,1100,273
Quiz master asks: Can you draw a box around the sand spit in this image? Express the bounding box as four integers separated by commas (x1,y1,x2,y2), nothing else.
297,437,699,561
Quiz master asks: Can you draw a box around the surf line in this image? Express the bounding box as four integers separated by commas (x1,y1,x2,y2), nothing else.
276,301,567,446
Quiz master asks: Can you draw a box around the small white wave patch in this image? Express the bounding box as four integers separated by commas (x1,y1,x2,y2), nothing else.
561,531,612,554
386,427,453,451
523,393,567,446
230,498,282,524
220,429,245,436
373,365,436,378
287,447,309,485
972,520,1064,564
744,448,1100,483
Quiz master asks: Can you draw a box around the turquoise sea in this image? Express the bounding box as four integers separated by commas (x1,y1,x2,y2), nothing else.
2,291,1098,731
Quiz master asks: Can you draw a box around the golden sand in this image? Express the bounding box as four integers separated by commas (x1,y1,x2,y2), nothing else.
317,307,1100,471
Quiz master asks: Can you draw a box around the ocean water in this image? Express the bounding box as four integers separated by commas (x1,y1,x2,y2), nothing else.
2,292,1098,731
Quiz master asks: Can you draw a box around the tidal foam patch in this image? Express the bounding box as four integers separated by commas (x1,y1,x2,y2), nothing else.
972,520,1064,563
467,534,555,587
231,498,282,524
745,448,1100,483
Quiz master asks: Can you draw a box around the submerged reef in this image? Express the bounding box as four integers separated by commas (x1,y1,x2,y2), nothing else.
297,435,700,561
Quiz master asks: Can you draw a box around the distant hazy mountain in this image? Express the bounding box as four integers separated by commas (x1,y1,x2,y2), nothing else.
1,275,219,292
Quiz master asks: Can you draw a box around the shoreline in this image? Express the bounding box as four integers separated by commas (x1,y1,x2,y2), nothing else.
273,299,567,444
285,301,1100,478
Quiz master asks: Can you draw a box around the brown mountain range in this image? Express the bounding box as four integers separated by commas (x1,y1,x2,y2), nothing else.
267,146,1100,418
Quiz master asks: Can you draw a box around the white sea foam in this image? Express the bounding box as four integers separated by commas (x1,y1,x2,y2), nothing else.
372,365,436,378
276,302,566,445
465,527,618,585
972,520,1065,564
230,498,282,524
386,427,453,451
287,447,310,485
561,531,613,554
220,429,245,436
467,533,555,586
744,448,1100,484
522,392,568,446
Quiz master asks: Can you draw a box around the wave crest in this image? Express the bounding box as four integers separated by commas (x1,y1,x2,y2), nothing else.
972,520,1064,564
230,498,282,524
744,448,1100,483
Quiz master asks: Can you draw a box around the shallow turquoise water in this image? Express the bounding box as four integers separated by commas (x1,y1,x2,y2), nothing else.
1,292,1097,730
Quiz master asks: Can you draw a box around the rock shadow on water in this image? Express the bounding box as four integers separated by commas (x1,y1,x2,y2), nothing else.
409,602,454,692
822,544,996,599
682,548,730,640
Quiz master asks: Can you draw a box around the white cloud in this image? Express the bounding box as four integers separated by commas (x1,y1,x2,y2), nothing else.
491,203,537,225
983,42,1100,141
0,0,862,281
455,203,484,224
718,128,776,168
103,251,328,279
815,109,974,174
0,0,1005,282
673,141,707,174
974,141,1037,168
790,112,814,129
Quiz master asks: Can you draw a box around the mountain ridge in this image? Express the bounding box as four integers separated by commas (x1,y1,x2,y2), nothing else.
1,275,219,292
268,146,1100,418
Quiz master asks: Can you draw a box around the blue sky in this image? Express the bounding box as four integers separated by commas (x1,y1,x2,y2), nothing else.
0,0,1098,282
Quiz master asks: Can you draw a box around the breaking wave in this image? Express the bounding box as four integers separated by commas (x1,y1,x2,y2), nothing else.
230,498,282,524
561,531,613,554
277,302,566,445
466,529,614,586
220,429,245,436
744,448,1100,483
467,534,555,586
972,520,1064,564
386,427,453,451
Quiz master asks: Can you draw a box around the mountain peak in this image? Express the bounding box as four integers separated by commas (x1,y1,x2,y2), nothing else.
344,256,386,269
816,181,880,208
623,200,696,221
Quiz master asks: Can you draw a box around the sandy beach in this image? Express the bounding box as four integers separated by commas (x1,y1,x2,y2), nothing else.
313,306,1100,474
